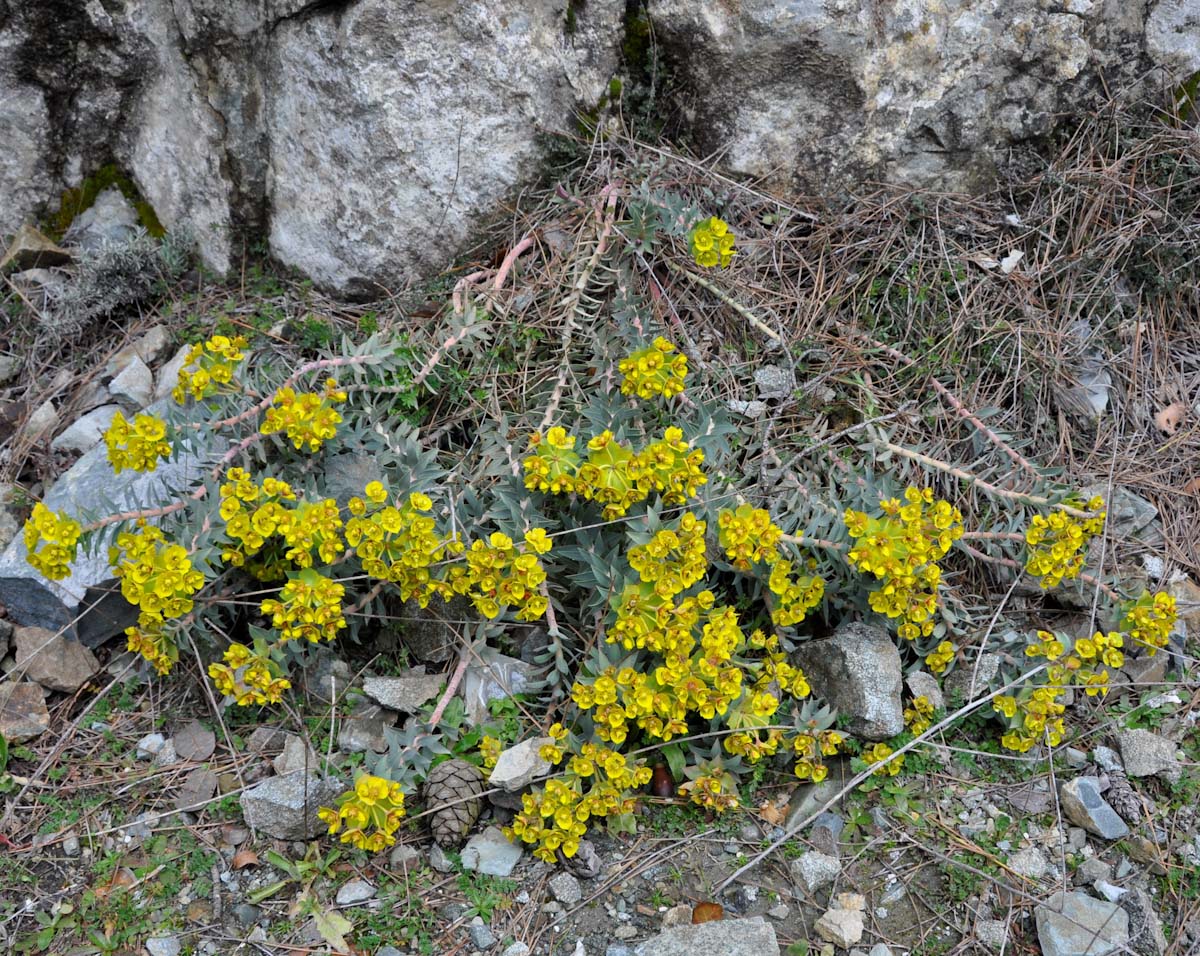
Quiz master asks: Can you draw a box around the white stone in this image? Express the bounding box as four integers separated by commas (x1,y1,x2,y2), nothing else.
51,405,121,453
109,356,154,407
814,906,864,949
155,344,193,401
488,737,553,792
789,850,841,895
19,400,59,442
335,879,375,906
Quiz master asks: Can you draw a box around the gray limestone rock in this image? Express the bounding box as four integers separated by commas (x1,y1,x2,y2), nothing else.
789,850,841,896
461,825,522,877
50,405,122,454
905,670,945,711
793,622,903,740
13,626,99,692
1035,890,1129,956
336,701,396,754
634,917,779,956
548,871,582,905
1117,729,1181,784
108,355,154,408
0,680,50,743
649,3,1200,195
239,772,343,840
488,737,553,792
0,406,223,647
362,674,443,714
65,187,139,251
1060,777,1129,841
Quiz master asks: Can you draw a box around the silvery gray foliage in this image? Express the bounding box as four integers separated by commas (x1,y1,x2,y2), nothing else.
38,229,190,340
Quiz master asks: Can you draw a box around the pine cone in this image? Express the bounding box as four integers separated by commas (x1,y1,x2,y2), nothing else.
424,758,485,848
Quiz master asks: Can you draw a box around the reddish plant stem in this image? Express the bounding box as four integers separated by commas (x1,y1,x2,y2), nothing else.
427,651,470,729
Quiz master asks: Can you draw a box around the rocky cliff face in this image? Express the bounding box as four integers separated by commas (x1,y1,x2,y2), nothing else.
0,0,623,293
1,0,1198,292
649,0,1200,193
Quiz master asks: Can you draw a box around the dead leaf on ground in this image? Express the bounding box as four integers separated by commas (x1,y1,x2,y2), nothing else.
1154,402,1187,435
1006,783,1052,814
174,719,216,762
1182,477,1200,496
692,901,724,923
175,768,218,811
232,849,260,869
757,800,786,826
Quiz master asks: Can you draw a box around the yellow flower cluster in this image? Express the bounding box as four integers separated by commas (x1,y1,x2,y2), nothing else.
346,486,455,606
995,685,1066,753
1023,496,1105,588
1119,590,1176,656
109,525,206,674
173,334,248,403
628,513,708,599
104,412,171,474
506,740,651,863
523,427,580,495
480,735,502,770
319,775,406,853
524,427,707,520
679,767,739,812
109,525,205,625
689,216,736,269
767,559,825,628
23,503,82,580
717,503,783,571
260,568,346,644
260,379,346,452
208,642,291,705
863,741,904,776
844,488,963,640
443,532,550,622
618,337,688,400
218,468,344,572
904,695,935,735
925,640,955,674
791,729,845,782
125,619,177,676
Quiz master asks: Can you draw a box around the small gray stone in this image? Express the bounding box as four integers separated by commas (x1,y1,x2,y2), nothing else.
389,844,422,872
1117,729,1181,784
62,832,81,857
66,187,139,250
51,405,121,454
905,670,945,711
767,904,790,920
975,919,1008,951
1067,827,1088,851
232,903,261,927
1064,748,1088,769
335,879,375,906
815,906,864,949
727,399,768,419
0,355,18,385
429,843,455,873
810,811,844,857
0,680,50,743
615,925,638,940
604,947,630,956
144,936,182,956
14,625,99,692
273,734,320,776
468,916,495,949
336,701,396,753
754,365,794,400
1076,858,1112,885
549,871,583,905
789,850,841,895
488,737,552,792
1060,777,1129,841
868,946,892,956
793,622,904,740
1007,846,1048,881
362,673,443,713
461,825,522,877
136,732,168,760
634,917,779,956
1092,746,1123,773
461,648,538,725
1035,890,1128,956
246,727,286,754
239,772,343,840
504,945,531,956
1094,880,1126,903
1122,654,1167,690
944,653,1001,702
154,344,193,401
662,904,692,928
18,400,59,442
1121,885,1168,956
109,356,154,408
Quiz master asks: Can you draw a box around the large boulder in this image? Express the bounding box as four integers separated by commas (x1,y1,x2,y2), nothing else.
0,0,623,293
794,621,904,740
648,0,1200,193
